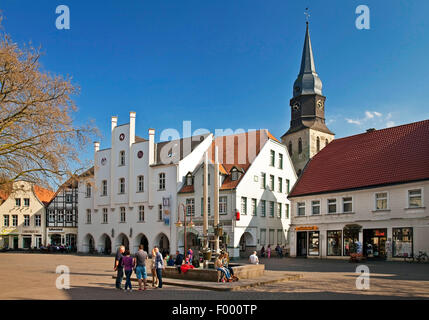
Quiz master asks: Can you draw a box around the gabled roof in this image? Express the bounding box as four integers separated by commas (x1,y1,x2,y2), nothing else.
33,185,56,206
178,129,279,193
289,120,429,198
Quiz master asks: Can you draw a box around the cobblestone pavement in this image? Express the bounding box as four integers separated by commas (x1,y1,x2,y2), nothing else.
0,253,428,300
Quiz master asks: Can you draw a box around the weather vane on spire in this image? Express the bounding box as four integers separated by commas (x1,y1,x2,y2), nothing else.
304,7,310,24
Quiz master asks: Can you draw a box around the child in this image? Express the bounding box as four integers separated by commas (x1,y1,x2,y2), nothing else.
121,249,134,292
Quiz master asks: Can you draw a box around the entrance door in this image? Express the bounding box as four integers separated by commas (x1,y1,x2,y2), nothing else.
296,232,307,257
363,229,387,259
13,236,18,249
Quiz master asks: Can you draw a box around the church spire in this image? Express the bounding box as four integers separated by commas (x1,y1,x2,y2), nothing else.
293,22,323,98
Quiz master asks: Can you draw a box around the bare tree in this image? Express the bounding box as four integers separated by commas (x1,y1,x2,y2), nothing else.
0,17,97,189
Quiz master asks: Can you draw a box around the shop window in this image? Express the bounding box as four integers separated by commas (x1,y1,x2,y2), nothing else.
392,228,413,257
343,231,359,256
308,231,320,256
327,231,342,256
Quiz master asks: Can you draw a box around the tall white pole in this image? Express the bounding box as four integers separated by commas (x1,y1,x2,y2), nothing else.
214,146,220,254
203,152,209,251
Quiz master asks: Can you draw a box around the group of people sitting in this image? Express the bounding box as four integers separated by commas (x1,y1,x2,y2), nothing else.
214,251,239,282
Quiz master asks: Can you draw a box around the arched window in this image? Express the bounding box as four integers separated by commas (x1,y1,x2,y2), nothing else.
288,142,292,156
325,139,329,147
137,175,144,192
86,183,91,198
298,138,302,154
316,137,320,152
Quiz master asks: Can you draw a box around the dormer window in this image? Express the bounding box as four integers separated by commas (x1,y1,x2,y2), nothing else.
231,168,239,181
186,173,193,186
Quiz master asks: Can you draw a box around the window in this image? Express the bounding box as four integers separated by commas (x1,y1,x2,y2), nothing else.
260,173,266,189
219,197,227,215
297,202,305,216
286,179,290,193
24,198,30,207
270,150,275,166
49,210,55,223
24,215,30,227
138,206,144,222
327,231,342,256
137,175,144,192
343,230,359,256
200,197,209,216
159,173,166,190
231,169,239,181
269,175,274,191
86,183,91,198
186,198,195,216
102,208,108,224
311,200,320,215
260,229,266,246
158,204,163,221
288,142,292,156
408,189,422,208
58,210,64,223
343,197,353,213
12,215,18,226
393,228,413,257
297,169,302,176
102,180,108,196
286,203,290,219
241,197,247,215
251,199,257,216
35,215,41,227
186,174,193,186
4,215,9,227
119,178,125,194
277,203,282,219
66,210,73,223
119,150,125,166
120,207,126,222
269,201,275,218
15,198,21,207
269,229,275,245
316,137,320,152
277,230,283,245
260,200,266,217
86,210,91,224
65,194,73,203
328,199,337,213
278,177,283,193
308,231,320,256
325,139,329,147
375,192,388,210
279,154,283,169
298,138,302,154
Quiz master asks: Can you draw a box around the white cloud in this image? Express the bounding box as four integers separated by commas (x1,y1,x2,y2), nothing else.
346,118,361,125
386,121,395,127
345,110,393,129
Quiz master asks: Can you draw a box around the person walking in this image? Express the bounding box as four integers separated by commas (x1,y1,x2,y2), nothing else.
260,246,265,258
135,244,148,291
267,245,271,259
187,248,193,264
174,250,184,273
154,247,165,288
249,251,259,264
121,249,135,292
150,248,158,288
114,245,125,290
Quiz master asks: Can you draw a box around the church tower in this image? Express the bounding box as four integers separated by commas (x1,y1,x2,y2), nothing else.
281,22,334,176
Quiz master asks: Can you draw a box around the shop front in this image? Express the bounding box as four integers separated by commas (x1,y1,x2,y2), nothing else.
0,227,19,249
363,228,387,259
48,228,77,250
295,226,319,257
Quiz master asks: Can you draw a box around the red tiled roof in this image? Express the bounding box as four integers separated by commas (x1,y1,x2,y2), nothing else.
289,120,429,198
33,185,56,206
178,185,194,194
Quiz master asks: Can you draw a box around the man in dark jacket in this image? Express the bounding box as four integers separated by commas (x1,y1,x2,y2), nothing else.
174,250,184,273
114,245,125,289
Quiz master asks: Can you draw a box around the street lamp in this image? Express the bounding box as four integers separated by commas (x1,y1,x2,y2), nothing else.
176,203,195,257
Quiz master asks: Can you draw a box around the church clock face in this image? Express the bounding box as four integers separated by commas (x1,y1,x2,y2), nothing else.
317,100,324,110
292,103,300,112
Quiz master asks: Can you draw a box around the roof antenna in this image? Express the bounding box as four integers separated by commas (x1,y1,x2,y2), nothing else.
304,7,310,25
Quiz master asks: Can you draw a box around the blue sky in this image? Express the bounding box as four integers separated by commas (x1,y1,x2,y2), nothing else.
1,0,429,158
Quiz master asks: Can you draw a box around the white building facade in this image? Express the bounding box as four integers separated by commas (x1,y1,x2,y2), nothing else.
77,112,212,255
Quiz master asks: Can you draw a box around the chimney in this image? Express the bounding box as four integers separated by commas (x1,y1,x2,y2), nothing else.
148,128,155,165
111,116,118,132
366,128,376,133
129,111,136,145
94,141,100,153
